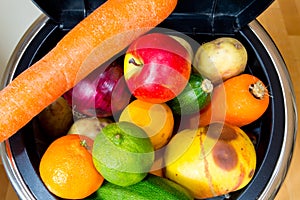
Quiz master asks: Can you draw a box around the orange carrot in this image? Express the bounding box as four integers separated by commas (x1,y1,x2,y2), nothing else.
0,0,177,142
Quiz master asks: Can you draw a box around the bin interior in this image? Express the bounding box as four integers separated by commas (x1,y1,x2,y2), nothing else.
6,16,285,199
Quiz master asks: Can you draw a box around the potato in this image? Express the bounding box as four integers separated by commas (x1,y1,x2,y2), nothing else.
193,37,247,84
38,97,73,139
68,117,112,140
164,123,256,199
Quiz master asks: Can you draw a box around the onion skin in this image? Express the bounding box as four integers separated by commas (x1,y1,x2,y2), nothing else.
63,57,131,118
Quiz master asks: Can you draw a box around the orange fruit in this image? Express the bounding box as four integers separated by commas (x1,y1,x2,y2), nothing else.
197,74,269,127
119,99,174,150
39,134,104,199
149,151,165,177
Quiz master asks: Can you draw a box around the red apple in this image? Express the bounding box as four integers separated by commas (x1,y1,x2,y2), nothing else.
124,33,191,103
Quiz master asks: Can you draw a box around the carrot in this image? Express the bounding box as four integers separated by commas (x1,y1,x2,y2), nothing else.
0,0,177,142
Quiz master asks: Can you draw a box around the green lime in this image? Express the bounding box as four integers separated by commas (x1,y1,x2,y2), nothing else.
92,121,154,186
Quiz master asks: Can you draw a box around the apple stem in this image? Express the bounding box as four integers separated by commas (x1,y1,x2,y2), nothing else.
129,58,143,67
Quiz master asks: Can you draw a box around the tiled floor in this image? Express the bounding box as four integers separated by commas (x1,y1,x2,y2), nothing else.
1,0,300,199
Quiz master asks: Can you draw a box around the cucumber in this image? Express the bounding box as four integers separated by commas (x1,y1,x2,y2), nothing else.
85,174,193,200
168,74,213,115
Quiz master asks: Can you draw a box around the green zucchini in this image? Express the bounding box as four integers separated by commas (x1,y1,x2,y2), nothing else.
85,174,193,200
168,73,213,115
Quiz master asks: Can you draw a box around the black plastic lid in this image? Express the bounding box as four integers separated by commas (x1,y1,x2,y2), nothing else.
31,0,274,33
169,0,274,34
31,0,106,30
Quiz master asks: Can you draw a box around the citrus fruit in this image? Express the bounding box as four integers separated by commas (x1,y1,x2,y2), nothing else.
119,99,174,150
164,123,256,199
92,121,154,186
149,151,165,177
39,134,104,199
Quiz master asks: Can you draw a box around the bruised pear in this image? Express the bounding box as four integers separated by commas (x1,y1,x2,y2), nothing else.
38,97,73,139
164,123,256,199
193,37,247,84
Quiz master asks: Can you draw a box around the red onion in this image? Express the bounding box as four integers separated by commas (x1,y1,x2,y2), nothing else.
63,57,131,118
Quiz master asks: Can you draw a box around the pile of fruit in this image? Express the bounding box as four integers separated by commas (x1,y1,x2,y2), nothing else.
37,32,270,199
